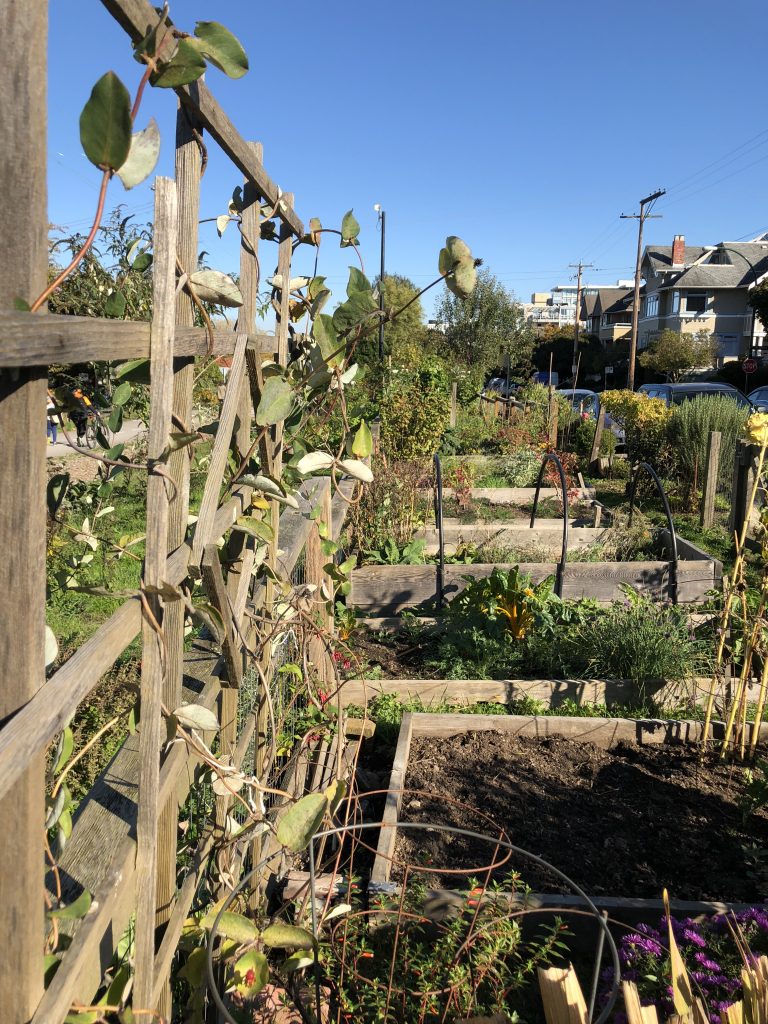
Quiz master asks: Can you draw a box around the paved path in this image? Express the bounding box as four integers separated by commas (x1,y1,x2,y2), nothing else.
46,419,145,458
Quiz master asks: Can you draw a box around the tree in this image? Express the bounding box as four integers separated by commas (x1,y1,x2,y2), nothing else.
433,269,534,376
749,281,768,335
356,273,432,368
638,329,717,382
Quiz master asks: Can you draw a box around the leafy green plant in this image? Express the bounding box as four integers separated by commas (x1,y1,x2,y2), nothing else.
328,873,570,1023
667,395,748,503
740,758,768,823
379,358,450,459
362,537,427,565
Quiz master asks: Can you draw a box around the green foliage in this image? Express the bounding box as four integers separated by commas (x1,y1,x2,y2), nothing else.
740,759,768,823
434,268,535,375
79,72,132,172
570,415,617,460
330,873,570,1022
638,328,717,381
362,537,427,565
346,457,428,551
602,389,671,467
358,273,431,368
667,395,748,494
379,359,449,458
749,281,768,335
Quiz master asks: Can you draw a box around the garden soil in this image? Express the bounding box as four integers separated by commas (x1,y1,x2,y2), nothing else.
394,731,768,901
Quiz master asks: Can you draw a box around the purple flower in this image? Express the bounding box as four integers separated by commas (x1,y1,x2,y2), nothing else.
694,952,721,971
682,927,707,948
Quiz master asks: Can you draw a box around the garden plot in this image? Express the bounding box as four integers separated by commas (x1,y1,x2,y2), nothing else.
371,712,768,915
350,530,720,613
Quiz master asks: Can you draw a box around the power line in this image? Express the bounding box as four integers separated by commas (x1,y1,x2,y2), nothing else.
621,188,666,390
664,126,768,195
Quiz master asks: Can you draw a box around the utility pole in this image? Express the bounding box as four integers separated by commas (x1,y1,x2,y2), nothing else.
621,188,665,390
374,204,386,360
568,261,594,385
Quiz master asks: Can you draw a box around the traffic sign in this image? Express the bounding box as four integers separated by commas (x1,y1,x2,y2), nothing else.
742,357,758,374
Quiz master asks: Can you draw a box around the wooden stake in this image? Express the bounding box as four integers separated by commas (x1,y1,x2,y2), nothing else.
700,431,721,530
134,177,178,1012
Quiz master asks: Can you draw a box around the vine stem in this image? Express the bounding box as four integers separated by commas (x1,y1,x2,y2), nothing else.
51,713,124,800
30,170,110,313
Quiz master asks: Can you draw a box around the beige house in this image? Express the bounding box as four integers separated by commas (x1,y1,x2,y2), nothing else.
582,287,634,344
638,234,768,361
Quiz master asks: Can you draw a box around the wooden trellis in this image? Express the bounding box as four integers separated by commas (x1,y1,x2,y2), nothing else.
0,2,346,1020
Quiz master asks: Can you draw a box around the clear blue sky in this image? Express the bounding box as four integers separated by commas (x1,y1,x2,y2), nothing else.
47,1,768,317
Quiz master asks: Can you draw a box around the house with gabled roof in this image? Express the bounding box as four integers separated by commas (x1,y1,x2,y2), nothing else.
638,234,768,361
582,286,634,344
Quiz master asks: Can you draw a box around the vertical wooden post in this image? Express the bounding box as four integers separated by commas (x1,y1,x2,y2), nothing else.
700,431,722,530
589,406,606,469
154,105,202,1018
134,178,178,1012
548,394,559,447
449,381,458,427
0,4,48,1019
729,440,755,537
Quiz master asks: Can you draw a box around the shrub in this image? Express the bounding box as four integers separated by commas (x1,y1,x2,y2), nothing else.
602,389,671,468
667,395,748,497
380,358,449,459
570,416,617,460
345,456,429,552
440,409,503,454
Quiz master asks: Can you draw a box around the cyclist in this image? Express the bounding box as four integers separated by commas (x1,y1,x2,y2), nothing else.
71,387,93,445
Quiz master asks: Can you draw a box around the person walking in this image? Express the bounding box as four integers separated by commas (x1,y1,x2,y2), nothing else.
46,390,58,445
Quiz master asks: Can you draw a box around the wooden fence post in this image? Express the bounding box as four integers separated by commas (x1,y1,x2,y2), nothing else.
589,406,606,470
0,4,48,1019
449,381,457,427
154,104,203,1019
700,431,722,530
729,440,756,537
548,394,559,447
134,177,178,1011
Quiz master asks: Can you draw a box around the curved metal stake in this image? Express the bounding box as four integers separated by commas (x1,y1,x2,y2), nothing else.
530,452,570,598
433,453,445,609
628,462,679,604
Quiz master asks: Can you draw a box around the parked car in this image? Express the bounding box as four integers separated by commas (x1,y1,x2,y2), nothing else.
637,382,753,409
483,376,517,399
748,386,768,412
534,370,559,387
556,388,623,441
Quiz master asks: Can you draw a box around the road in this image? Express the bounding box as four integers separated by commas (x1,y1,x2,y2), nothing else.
46,419,145,458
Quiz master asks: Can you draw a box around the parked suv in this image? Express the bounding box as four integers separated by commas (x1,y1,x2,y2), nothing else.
637,382,753,408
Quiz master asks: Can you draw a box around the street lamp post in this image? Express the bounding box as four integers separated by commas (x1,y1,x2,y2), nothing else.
704,244,759,358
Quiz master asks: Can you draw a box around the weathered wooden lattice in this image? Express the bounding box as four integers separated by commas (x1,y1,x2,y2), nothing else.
0,3,344,1020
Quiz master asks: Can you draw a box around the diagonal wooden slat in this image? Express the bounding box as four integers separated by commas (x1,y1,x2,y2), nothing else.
99,0,303,236
201,544,244,690
192,333,249,562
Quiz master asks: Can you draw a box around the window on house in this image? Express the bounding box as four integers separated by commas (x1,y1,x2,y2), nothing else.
685,290,707,313
672,290,680,313
645,294,659,317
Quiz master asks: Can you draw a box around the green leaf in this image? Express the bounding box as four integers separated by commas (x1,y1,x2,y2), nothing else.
261,923,317,950
255,377,294,426
233,949,268,998
47,473,70,518
151,37,206,88
54,726,73,773
192,22,249,78
352,420,372,458
79,72,132,171
201,908,260,944
50,890,91,920
115,358,150,384
108,405,123,433
14,297,30,311
189,269,243,308
111,382,131,407
64,1012,98,1024
116,118,161,189
131,252,152,273
347,267,371,297
447,258,477,300
325,778,347,815
284,954,316,972
104,290,127,319
340,209,360,247
164,431,201,454
173,703,219,732
332,289,378,335
233,516,274,542
313,314,341,366
102,964,131,1008
44,954,60,985
276,793,328,852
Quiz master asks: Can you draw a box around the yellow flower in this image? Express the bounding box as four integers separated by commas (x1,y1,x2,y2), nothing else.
745,412,768,447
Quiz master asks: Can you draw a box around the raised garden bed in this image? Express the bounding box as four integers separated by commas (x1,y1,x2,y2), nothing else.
371,712,768,923
350,532,720,612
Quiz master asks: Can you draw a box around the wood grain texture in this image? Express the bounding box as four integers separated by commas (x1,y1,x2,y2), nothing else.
371,713,413,883
154,105,203,1016
35,640,222,1022
0,3,48,1017
134,178,177,1011
350,559,717,613
701,431,722,530
0,311,275,365
99,0,303,235
201,545,244,689
192,333,249,561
